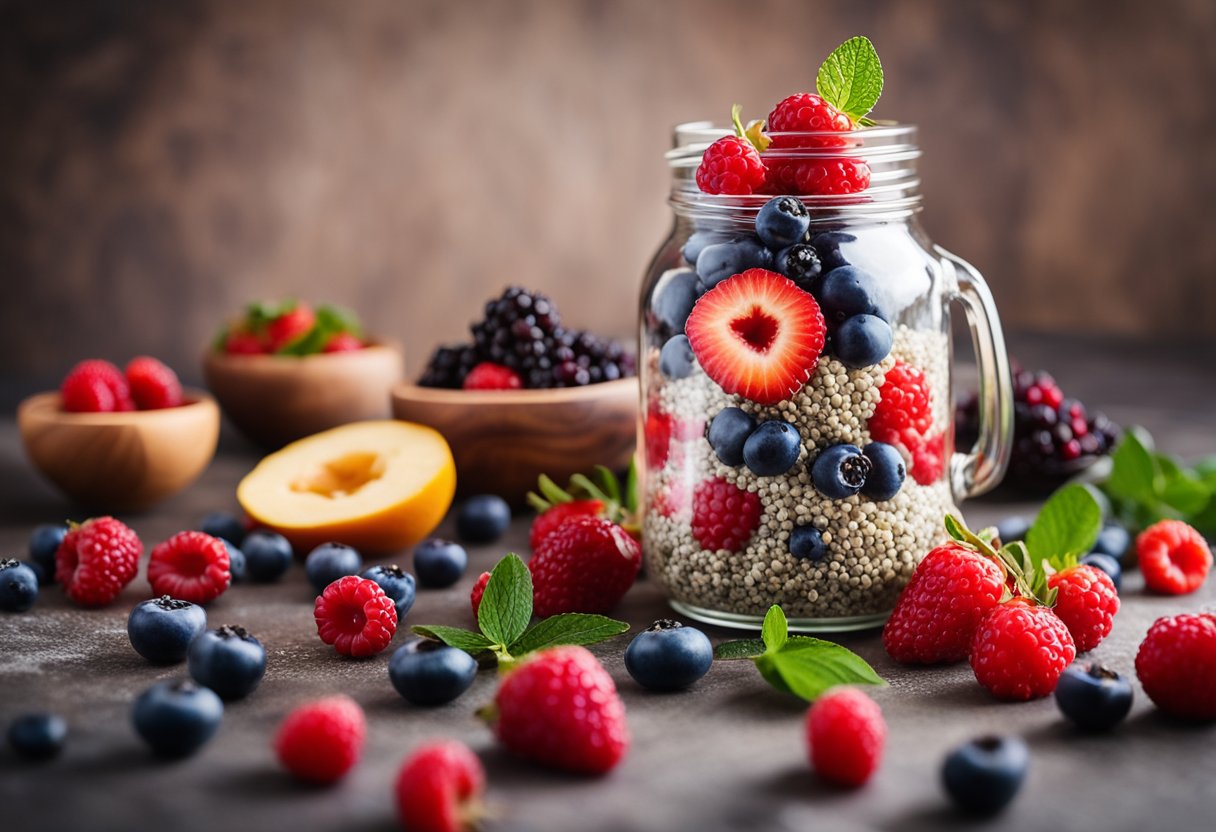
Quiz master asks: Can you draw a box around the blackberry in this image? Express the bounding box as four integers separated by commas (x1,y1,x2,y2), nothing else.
418,344,478,389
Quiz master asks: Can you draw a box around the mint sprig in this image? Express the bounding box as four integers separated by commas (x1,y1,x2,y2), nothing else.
715,605,884,701
1024,483,1103,571
816,36,883,126
1100,427,1216,538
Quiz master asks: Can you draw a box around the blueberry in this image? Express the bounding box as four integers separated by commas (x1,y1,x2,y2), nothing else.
222,540,246,582
755,196,811,250
659,335,696,380
21,560,46,586
941,735,1029,816
1080,553,1122,592
817,265,889,323
790,525,829,561
7,713,67,761
995,516,1031,545
810,231,857,271
653,269,701,335
1092,524,1131,561
1054,663,1133,731
132,679,223,759
387,639,478,706
707,407,756,467
682,230,730,266
413,539,469,588
811,444,871,499
27,524,66,584
742,420,801,477
187,625,267,701
624,620,713,691
241,531,293,583
833,314,893,369
695,237,772,289
773,243,822,292
456,495,511,544
127,596,208,664
0,559,39,612
200,511,246,546
362,564,417,619
861,442,906,501
304,542,364,594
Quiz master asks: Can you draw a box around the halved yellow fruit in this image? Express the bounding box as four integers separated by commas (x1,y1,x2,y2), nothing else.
237,420,456,553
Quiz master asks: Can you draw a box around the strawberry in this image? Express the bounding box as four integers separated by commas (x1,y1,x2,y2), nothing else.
684,268,826,405
462,362,523,390
525,464,641,549
266,303,316,352
529,517,641,617
1047,564,1119,653
529,500,605,550
322,332,364,353
224,329,267,355
971,598,1076,701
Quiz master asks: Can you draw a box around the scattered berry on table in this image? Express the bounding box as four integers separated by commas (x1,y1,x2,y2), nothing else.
487,646,629,775
322,331,363,352
199,511,246,545
147,531,232,605
395,740,485,832
265,303,316,353
388,639,479,706
6,713,67,761
456,495,511,544
625,619,713,691
811,443,871,499
805,688,885,788
860,442,906,501
413,539,470,589
124,356,183,410
941,735,1029,816
995,516,1030,545
274,695,366,784
1136,519,1212,595
690,477,762,553
694,237,774,290
685,268,826,406
187,625,266,700
695,120,767,196
816,266,889,323
132,679,223,759
20,560,46,586
60,359,133,413
361,564,416,619
530,516,642,617
833,313,893,368
707,407,757,467
1079,552,1121,592
971,598,1076,700
1134,613,1216,721
55,516,142,607
773,243,823,291
462,362,523,391
1047,564,1119,653
529,499,605,550
1091,524,1131,561
790,524,829,561
241,531,294,583
304,542,364,594
127,596,208,664
652,269,701,337
469,571,490,617
742,419,802,477
1054,663,1133,731
27,523,67,583
755,196,811,249
314,575,398,657
0,559,39,612
222,540,246,582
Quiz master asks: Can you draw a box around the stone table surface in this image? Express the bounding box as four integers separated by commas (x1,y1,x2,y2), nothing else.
2,337,1215,832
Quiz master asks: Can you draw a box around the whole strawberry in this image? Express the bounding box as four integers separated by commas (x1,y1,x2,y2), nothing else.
529,499,604,550
395,740,486,832
266,303,316,353
485,646,628,775
971,598,1076,701
1047,564,1119,653
55,516,143,607
529,517,641,617
1135,613,1216,721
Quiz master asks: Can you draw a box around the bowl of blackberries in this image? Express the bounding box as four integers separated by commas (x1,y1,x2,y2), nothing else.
392,286,638,503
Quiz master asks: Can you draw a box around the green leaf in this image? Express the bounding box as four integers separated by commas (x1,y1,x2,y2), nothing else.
759,636,885,701
316,303,363,337
815,36,884,122
756,654,794,695
1104,429,1158,503
761,605,787,652
1025,484,1103,568
623,458,640,514
477,554,533,648
411,625,495,654
1193,457,1216,482
507,614,629,656
1156,459,1211,515
714,639,766,660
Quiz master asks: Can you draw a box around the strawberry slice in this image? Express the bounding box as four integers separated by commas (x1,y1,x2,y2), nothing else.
685,268,825,405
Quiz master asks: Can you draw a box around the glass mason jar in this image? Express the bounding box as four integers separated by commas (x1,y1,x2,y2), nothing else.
639,122,1013,632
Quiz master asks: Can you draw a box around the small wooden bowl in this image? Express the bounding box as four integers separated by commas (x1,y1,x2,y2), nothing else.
391,379,638,504
203,342,404,448
18,391,220,511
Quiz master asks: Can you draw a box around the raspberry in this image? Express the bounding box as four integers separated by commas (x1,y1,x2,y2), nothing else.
690,477,762,553
55,516,142,607
395,740,486,832
695,135,767,196
529,499,605,550
314,575,398,657
654,477,690,519
645,408,673,471
266,304,316,352
1136,519,1212,595
869,361,941,484
764,94,868,196
1135,613,1216,721
124,356,183,410
469,571,490,617
462,362,523,391
60,359,134,413
274,695,366,783
147,531,232,605
529,517,642,617
1047,564,1119,653
322,332,363,353
768,157,872,196
487,646,629,774
766,93,853,138
805,688,885,787
971,599,1076,701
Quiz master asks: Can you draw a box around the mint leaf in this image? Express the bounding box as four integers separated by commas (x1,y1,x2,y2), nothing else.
1104,429,1158,503
816,36,883,123
477,554,533,648
758,636,885,701
1156,457,1210,515
411,625,495,654
761,605,787,651
1025,484,1103,568
714,639,766,660
508,613,628,656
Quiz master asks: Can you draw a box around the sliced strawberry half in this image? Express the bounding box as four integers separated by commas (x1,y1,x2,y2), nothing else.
685,268,825,405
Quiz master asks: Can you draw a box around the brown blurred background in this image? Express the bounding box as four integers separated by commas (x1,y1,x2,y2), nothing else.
2,0,1214,403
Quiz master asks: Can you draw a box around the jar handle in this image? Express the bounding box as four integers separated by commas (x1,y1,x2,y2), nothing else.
935,245,1014,500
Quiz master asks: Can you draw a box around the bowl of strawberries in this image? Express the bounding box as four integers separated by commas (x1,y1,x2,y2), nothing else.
204,300,404,448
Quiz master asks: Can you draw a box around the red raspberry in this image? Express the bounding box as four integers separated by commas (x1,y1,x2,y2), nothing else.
690,477,762,553
395,740,486,832
462,362,523,390
1136,519,1212,595
767,157,872,196
644,408,673,471
767,93,853,138
970,599,1076,701
529,517,641,617
266,304,316,352
869,361,941,484
60,359,134,413
805,688,886,787
1047,564,1119,653
695,135,767,196
274,695,366,783
764,94,868,196
487,646,629,775
907,432,945,485
322,332,363,353
469,571,490,617
125,356,183,410
55,516,142,607
1135,613,1216,721
224,330,266,355
146,531,232,605
882,542,1006,664
529,499,605,550
654,477,690,518
314,575,398,657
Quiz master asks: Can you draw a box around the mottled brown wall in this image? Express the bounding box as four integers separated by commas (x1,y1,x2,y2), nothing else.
2,0,1214,392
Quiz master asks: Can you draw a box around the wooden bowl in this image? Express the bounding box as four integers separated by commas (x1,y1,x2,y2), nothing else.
18,391,220,511
203,342,404,448
391,379,638,504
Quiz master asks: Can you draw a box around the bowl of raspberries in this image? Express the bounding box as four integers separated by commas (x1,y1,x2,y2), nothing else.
393,286,637,503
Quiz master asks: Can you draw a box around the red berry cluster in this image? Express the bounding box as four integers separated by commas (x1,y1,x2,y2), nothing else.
60,357,183,413
868,361,944,486
218,300,366,356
